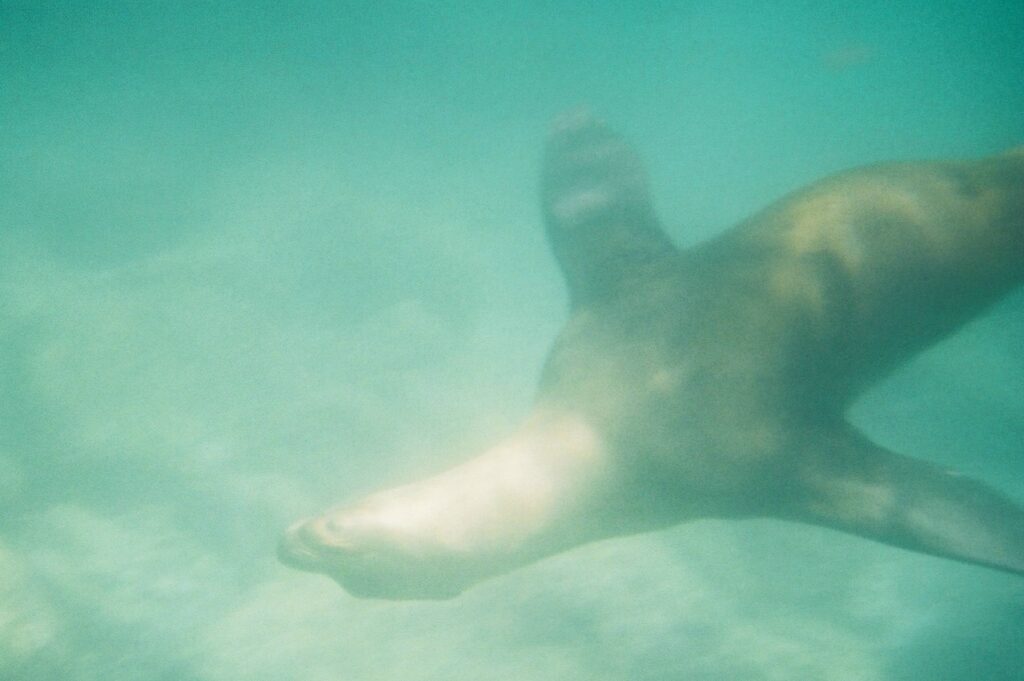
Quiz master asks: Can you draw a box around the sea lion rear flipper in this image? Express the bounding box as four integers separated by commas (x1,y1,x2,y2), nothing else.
788,427,1024,575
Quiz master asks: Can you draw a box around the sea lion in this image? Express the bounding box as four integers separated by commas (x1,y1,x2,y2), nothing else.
279,111,1024,600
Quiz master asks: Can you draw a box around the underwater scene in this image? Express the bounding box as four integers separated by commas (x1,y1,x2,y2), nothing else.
2,2,1023,679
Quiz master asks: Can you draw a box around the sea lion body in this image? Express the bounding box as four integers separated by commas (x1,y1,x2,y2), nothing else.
280,113,1024,599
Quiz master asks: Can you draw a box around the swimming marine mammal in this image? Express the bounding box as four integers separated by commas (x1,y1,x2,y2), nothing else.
279,112,1024,600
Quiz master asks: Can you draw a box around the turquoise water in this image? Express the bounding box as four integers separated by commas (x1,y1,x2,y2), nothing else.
2,2,1022,679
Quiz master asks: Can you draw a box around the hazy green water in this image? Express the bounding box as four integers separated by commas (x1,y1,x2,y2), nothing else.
2,2,1022,679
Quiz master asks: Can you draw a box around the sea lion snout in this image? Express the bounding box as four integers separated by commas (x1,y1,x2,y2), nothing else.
277,512,471,600
277,515,359,571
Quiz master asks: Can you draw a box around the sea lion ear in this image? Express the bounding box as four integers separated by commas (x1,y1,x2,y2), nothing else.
542,111,677,306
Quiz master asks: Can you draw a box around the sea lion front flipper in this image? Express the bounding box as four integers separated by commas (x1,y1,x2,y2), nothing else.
542,111,678,305
787,427,1024,575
